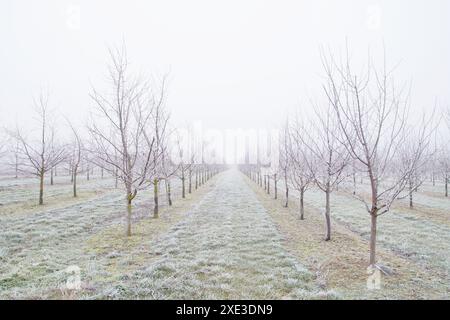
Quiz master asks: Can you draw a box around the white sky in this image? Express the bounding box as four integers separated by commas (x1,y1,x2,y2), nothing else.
1,0,449,135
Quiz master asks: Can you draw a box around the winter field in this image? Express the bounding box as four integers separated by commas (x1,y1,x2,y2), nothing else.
0,169,448,299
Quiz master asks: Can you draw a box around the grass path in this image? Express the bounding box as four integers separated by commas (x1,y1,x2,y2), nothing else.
111,170,329,299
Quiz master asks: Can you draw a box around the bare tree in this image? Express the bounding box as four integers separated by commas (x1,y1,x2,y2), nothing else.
443,158,449,197
151,95,171,217
195,165,199,190
67,120,83,198
296,105,349,241
87,45,161,236
188,153,196,194
11,140,21,179
11,91,65,205
288,116,314,220
442,108,450,197
438,141,450,197
322,47,435,265
265,167,278,198
84,154,91,181
174,132,194,199
278,120,291,206
49,132,56,186
348,159,360,195
398,129,435,208
161,148,177,208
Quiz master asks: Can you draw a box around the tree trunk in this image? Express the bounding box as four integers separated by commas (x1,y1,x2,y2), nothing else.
409,178,414,209
284,180,289,207
39,170,44,205
445,174,448,197
189,170,192,194
267,177,270,195
125,188,137,236
87,165,90,181
167,179,172,206
126,198,132,237
300,188,305,220
274,174,277,199
73,169,77,197
168,180,172,206
182,173,186,198
153,178,159,218
50,168,54,185
15,155,18,179
369,211,378,266
195,170,198,190
324,187,331,241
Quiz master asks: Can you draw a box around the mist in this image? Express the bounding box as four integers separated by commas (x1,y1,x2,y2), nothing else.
1,0,449,133
0,0,449,302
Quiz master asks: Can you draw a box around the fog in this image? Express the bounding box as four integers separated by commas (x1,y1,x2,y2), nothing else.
1,0,449,133
1,2,450,301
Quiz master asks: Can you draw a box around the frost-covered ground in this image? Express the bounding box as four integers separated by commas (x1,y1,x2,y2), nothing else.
0,175,112,209
0,190,123,298
247,177,448,299
0,174,184,208
280,181,450,286
101,170,331,299
0,170,333,299
1,169,448,299
0,174,187,299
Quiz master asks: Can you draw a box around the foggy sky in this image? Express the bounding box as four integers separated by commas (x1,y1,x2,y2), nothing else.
1,0,449,134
